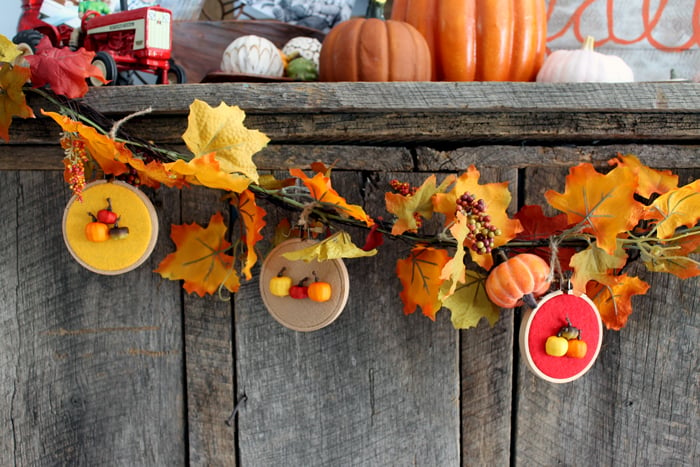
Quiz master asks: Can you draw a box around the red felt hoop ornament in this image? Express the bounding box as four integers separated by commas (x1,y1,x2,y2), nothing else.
519,290,603,383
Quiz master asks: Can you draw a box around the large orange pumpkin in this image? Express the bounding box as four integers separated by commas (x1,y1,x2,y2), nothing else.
319,0,431,82
390,0,547,81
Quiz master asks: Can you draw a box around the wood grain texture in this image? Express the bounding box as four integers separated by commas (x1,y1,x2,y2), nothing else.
513,167,700,466
459,167,518,465
233,172,460,465
0,172,186,465
180,186,238,467
8,83,700,146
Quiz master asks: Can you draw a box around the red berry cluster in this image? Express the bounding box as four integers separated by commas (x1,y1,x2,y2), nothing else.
456,192,502,254
390,179,422,229
389,179,417,196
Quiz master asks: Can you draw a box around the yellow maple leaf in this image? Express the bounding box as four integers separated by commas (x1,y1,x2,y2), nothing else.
182,99,268,184
282,231,377,261
640,231,700,279
439,211,469,298
166,152,252,192
441,270,500,329
433,165,522,270
396,246,450,319
644,180,700,239
586,274,650,330
290,168,373,226
569,241,627,293
608,153,678,198
0,35,22,64
237,189,266,280
545,163,645,255
0,64,34,141
385,174,455,235
155,212,240,297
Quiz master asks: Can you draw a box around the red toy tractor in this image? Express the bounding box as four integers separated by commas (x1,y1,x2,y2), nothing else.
14,0,186,85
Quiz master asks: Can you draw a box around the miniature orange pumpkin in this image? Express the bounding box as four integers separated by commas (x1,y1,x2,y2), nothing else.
319,0,431,82
485,253,551,308
390,0,547,81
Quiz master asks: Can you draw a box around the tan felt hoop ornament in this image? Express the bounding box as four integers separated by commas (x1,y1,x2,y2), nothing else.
259,239,350,332
520,290,603,383
62,180,159,275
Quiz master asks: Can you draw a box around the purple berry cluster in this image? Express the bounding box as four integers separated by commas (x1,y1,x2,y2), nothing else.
456,192,502,254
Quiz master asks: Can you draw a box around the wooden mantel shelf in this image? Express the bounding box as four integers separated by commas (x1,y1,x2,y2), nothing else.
6,81,700,146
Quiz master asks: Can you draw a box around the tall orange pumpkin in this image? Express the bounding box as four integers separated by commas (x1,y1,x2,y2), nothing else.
390,0,547,81
319,0,431,82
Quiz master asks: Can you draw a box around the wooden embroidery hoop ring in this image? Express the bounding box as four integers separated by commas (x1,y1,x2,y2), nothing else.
62,180,159,275
259,238,350,332
519,290,603,383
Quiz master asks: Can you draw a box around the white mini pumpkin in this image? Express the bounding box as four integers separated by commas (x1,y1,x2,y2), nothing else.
221,35,285,77
536,36,634,83
281,36,323,69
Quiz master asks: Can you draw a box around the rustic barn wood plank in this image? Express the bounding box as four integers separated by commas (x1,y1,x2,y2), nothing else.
9,83,700,145
415,144,700,171
73,82,700,113
5,142,700,172
513,167,700,465
0,172,20,463
459,166,519,465
0,172,186,465
233,171,460,465
179,186,238,466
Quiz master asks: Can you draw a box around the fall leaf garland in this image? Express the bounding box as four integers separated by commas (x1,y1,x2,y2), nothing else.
1,35,699,331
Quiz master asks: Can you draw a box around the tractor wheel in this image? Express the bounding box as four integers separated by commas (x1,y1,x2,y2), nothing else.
90,51,118,86
158,60,187,85
13,29,44,53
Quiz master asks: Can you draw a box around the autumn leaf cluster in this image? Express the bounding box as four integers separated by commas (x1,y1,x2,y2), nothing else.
2,32,698,331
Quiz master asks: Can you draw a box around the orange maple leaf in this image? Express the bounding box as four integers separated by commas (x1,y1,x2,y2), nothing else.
608,153,678,198
237,189,266,280
155,212,240,297
396,246,450,319
643,180,700,239
290,168,373,226
43,110,131,176
545,163,645,255
125,156,186,189
385,174,455,235
166,152,252,192
0,64,34,141
433,165,522,270
586,274,650,330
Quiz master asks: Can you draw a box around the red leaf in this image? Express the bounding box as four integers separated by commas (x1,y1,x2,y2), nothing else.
25,38,106,98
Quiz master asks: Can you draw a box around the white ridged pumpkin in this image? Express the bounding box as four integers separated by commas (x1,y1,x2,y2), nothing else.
536,36,634,83
282,37,322,69
221,35,285,77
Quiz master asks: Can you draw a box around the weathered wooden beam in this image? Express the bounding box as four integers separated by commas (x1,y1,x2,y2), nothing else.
5,83,700,146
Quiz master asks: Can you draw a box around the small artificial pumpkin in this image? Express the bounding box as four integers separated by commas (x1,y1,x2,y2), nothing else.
319,0,431,82
221,35,285,77
282,37,323,69
536,36,634,83
391,0,547,81
485,253,551,308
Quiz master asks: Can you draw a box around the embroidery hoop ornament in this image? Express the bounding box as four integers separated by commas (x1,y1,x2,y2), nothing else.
62,180,159,275
259,238,350,332
519,288,603,383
